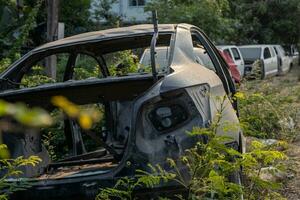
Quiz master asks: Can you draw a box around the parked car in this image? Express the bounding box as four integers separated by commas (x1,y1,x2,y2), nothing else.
139,46,241,83
217,45,245,77
239,45,278,79
284,45,299,67
0,24,245,200
218,49,241,83
272,45,292,75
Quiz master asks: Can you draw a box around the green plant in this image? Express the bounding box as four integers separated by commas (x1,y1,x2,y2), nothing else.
21,66,56,88
0,58,11,74
241,140,287,200
7,0,43,61
237,87,300,141
106,50,139,76
91,0,120,28
0,144,41,200
168,96,243,199
145,0,237,42
96,164,176,200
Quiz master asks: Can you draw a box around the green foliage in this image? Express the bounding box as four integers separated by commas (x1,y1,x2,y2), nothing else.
175,97,243,199
41,110,67,161
0,58,11,74
0,145,41,200
229,0,300,44
145,0,237,42
92,0,120,28
5,0,42,60
60,0,93,35
146,0,300,44
241,140,287,200
107,50,139,76
21,66,56,87
96,164,176,200
73,66,100,80
73,55,102,80
237,84,300,141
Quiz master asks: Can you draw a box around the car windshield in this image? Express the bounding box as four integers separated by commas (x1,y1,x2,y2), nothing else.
239,47,261,60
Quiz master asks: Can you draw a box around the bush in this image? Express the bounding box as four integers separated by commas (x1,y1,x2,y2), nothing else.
0,58,11,74
237,84,300,141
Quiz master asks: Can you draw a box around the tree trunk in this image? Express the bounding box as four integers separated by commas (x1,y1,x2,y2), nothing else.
46,0,59,79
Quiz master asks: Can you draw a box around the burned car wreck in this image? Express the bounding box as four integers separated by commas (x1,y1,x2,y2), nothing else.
0,23,245,200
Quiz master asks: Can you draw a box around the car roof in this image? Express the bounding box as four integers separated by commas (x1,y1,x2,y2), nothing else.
239,45,272,48
33,24,177,52
217,45,238,49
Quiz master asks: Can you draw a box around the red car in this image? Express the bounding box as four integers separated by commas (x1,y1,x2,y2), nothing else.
218,49,241,83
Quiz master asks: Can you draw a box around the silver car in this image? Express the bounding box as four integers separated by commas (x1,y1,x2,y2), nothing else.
239,45,278,78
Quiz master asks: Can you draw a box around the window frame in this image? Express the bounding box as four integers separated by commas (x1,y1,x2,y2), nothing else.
190,28,235,95
231,48,241,61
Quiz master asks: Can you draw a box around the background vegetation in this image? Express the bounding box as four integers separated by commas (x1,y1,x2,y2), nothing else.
1,0,300,60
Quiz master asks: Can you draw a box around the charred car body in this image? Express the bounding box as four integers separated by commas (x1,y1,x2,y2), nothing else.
0,23,245,199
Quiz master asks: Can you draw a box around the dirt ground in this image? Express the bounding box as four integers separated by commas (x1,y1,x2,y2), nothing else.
283,140,300,199
241,66,300,199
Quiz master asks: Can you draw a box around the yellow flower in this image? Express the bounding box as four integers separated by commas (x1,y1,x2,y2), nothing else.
234,92,245,100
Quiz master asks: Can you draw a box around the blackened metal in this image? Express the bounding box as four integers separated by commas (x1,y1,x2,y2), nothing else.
58,149,107,162
150,10,159,81
47,156,115,169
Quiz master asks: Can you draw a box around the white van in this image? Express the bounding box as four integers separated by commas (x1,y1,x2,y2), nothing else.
217,45,245,77
239,45,278,78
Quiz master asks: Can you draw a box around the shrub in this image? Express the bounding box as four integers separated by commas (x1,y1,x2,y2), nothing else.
0,59,12,74
237,87,300,141
0,146,42,200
